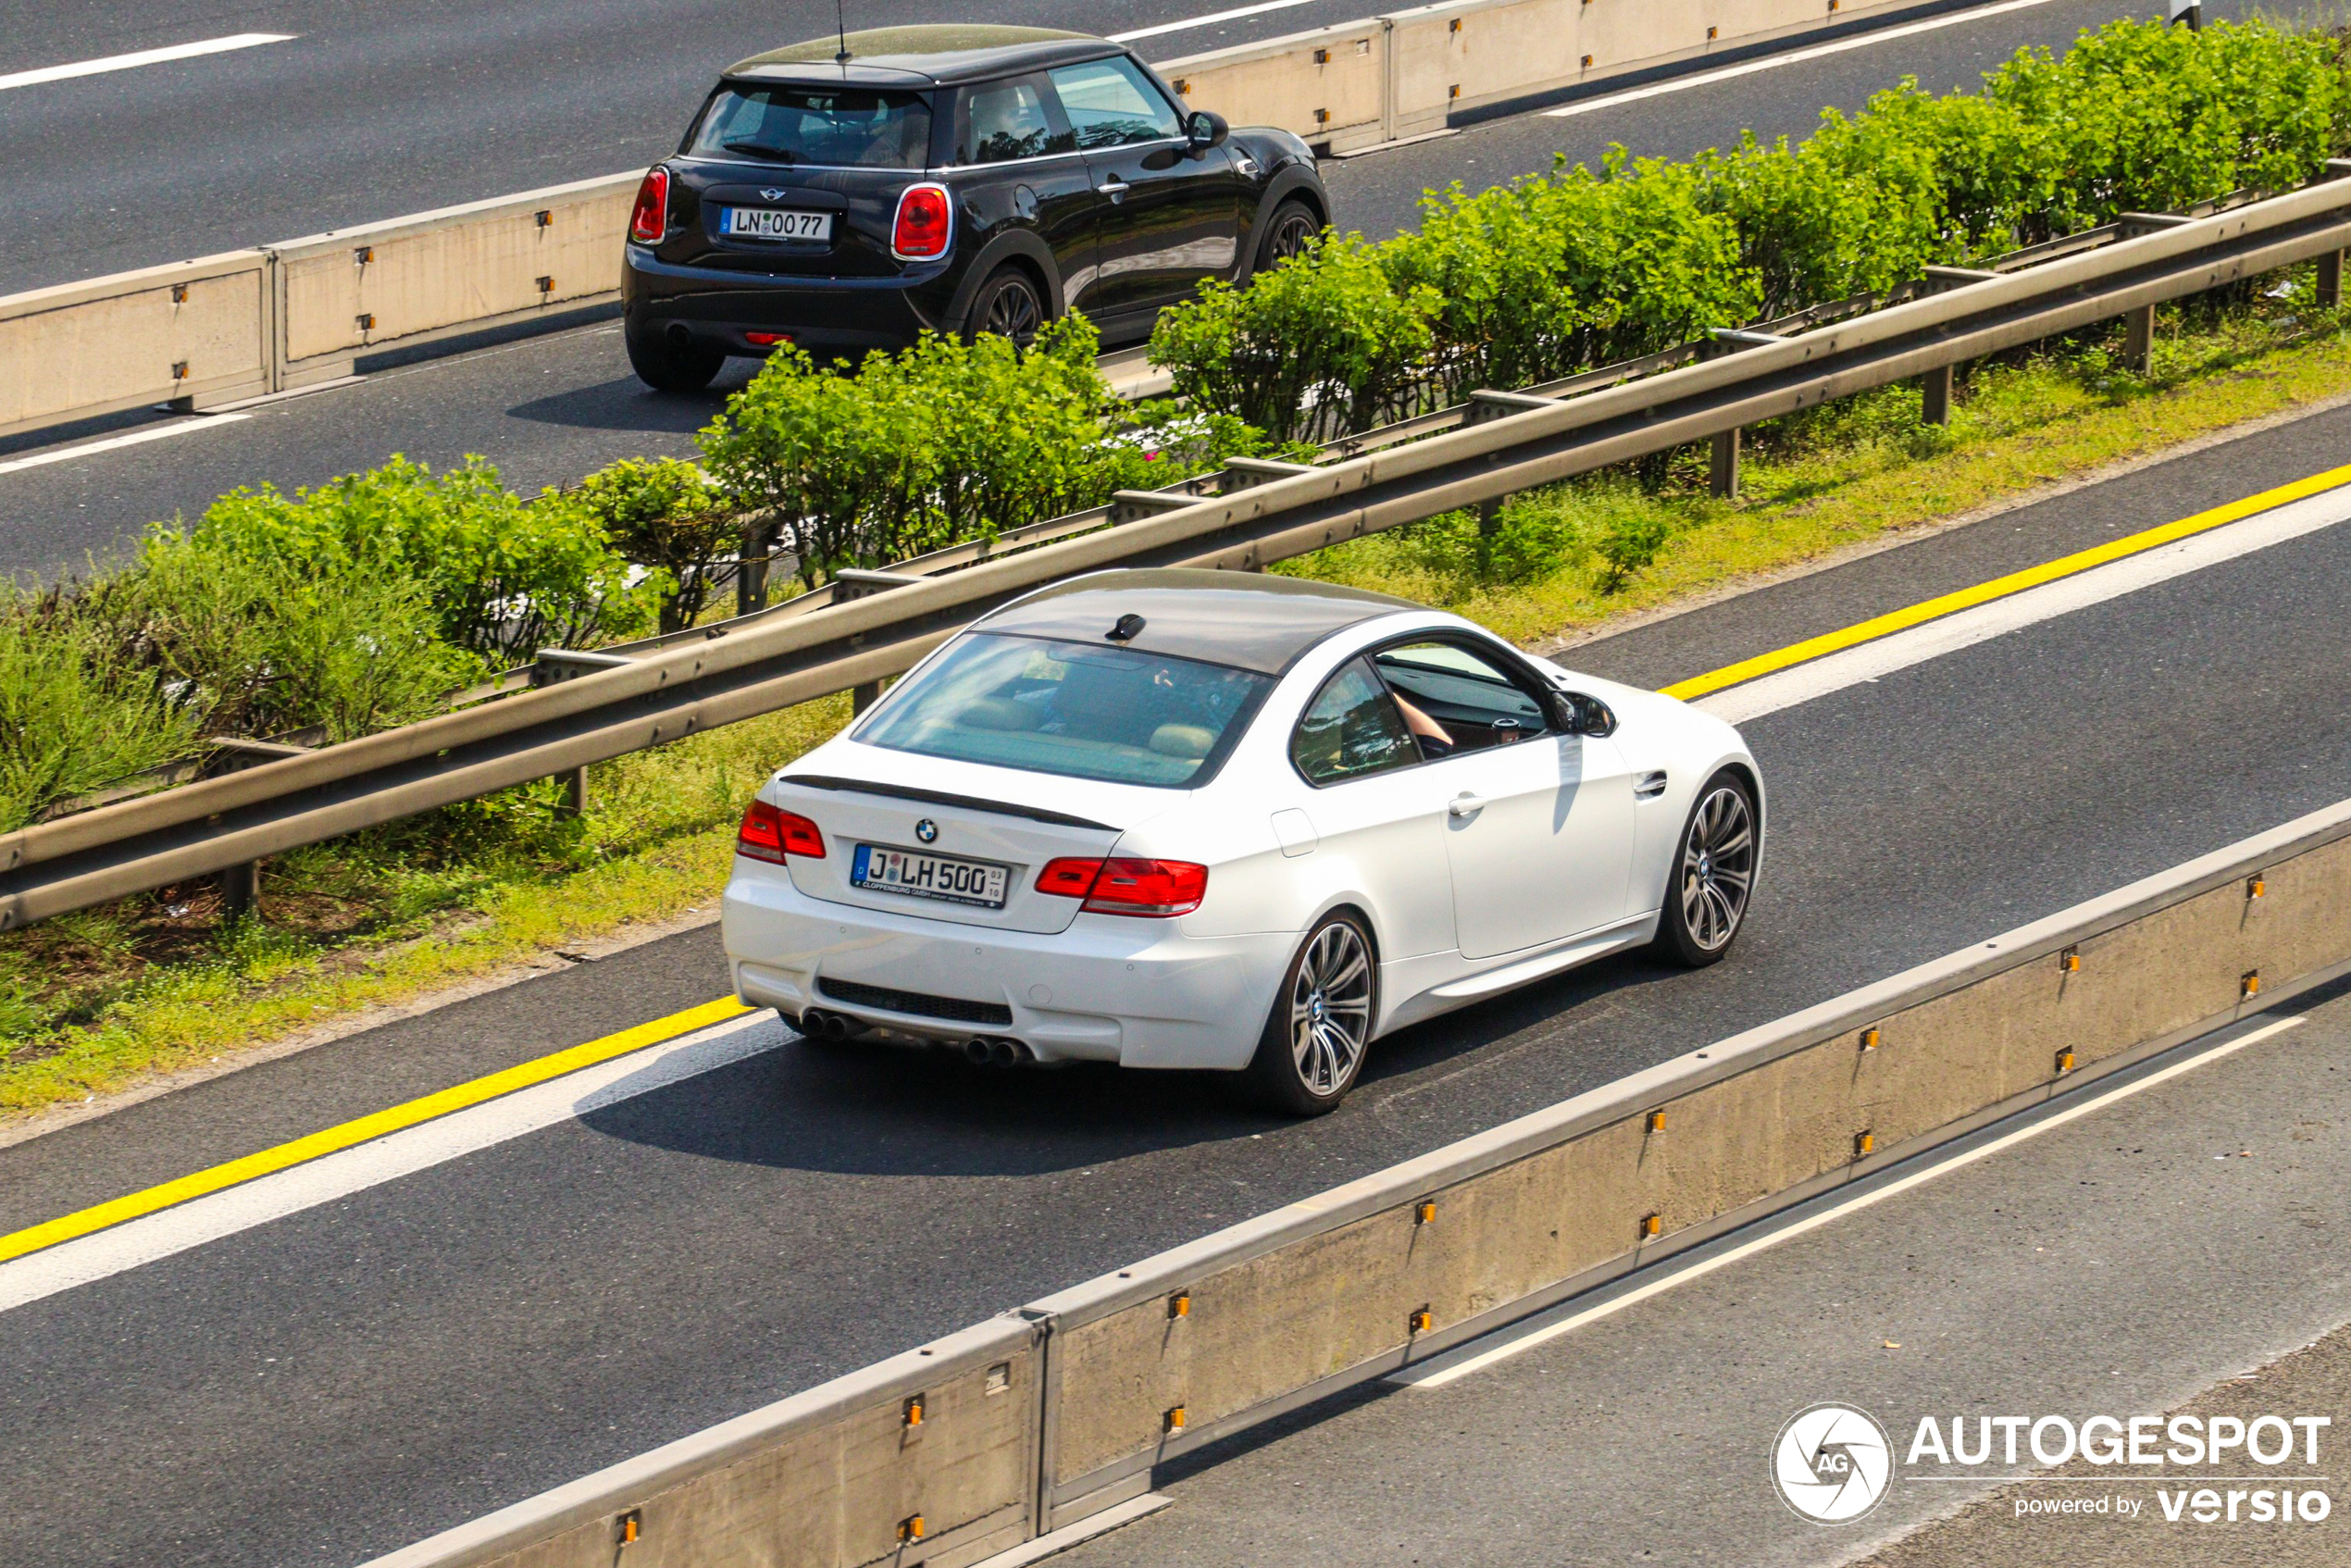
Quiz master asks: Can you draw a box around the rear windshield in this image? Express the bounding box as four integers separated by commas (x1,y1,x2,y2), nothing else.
854,634,1271,788
690,84,933,168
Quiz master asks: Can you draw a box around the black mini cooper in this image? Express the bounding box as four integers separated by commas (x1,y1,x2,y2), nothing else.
620,24,1331,390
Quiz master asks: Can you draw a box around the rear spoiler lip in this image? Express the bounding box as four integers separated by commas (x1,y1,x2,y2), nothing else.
777,773,1119,833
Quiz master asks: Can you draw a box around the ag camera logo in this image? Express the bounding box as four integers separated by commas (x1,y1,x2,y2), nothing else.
1773,1402,1895,1524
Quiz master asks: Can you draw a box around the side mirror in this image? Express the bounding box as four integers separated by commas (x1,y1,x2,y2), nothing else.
1186,110,1230,152
1550,692,1616,737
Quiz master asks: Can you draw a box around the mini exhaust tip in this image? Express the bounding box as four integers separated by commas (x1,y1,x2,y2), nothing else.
665,322,693,351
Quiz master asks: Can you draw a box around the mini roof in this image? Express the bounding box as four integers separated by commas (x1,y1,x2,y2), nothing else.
976,568,1421,676
727,26,1113,88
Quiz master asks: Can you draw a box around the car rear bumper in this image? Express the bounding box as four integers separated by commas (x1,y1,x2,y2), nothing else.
623,246,959,356
721,856,1291,1069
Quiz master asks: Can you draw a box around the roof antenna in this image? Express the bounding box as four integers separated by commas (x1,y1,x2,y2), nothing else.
832,0,852,65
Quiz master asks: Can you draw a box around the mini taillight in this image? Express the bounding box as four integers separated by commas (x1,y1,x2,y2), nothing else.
1033,857,1207,917
738,799,824,862
891,182,952,260
629,168,670,243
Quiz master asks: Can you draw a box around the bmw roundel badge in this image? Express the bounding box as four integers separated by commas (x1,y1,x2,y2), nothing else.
914,818,939,844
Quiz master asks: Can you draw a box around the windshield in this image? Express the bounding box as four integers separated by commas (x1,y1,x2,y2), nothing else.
854,634,1272,788
690,84,933,168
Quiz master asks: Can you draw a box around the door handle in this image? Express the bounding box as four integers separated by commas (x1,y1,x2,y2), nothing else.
1635,770,1669,799
1448,792,1487,818
1097,180,1130,202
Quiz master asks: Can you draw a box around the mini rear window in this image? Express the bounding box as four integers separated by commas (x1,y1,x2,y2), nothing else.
854,633,1272,788
691,84,933,168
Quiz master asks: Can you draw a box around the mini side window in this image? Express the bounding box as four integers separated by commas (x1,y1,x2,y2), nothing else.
1291,660,1419,786
959,74,1075,164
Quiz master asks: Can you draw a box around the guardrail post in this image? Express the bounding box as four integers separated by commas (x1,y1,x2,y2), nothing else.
1709,428,1740,499
218,859,260,919
2320,250,2344,309
561,766,588,816
736,552,770,616
1922,363,1954,427
2123,304,2157,376
852,682,881,716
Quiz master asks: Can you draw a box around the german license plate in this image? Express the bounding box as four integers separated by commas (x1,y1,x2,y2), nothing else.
722,206,832,241
852,844,1010,909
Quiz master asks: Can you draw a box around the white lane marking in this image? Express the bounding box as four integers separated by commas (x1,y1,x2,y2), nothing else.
0,414,250,478
1111,0,1327,44
1544,0,2072,120
1394,1014,2306,1388
0,33,294,92
1698,488,2351,724
0,1013,781,1316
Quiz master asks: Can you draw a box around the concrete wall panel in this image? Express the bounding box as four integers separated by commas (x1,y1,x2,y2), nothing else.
0,253,270,437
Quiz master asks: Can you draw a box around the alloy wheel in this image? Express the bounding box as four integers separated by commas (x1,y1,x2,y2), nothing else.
1678,785,1755,952
1288,920,1372,1095
1269,209,1318,266
981,276,1043,342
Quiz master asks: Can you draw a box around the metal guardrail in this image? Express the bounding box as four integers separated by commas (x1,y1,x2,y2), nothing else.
0,0,1985,442
5,172,2350,929
360,795,2351,1568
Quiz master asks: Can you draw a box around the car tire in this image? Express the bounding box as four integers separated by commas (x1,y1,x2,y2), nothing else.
1240,912,1376,1115
1653,771,1759,968
1254,198,1322,275
965,267,1049,346
625,320,726,393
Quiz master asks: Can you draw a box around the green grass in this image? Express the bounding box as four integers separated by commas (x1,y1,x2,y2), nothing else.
4,282,2349,1120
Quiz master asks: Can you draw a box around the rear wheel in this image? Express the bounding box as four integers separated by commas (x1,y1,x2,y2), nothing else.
1241,913,1375,1115
1255,198,1321,274
965,267,1048,346
1653,772,1758,968
625,319,725,392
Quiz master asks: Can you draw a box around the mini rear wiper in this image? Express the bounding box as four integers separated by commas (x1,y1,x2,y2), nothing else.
721,139,799,162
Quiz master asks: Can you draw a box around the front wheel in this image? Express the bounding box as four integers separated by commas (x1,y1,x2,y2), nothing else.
1653,772,1758,968
1254,198,1321,275
1240,913,1375,1115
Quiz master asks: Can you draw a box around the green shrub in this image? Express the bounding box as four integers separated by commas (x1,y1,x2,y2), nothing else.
1148,231,1437,442
191,456,663,659
570,459,740,633
0,591,199,831
700,317,1254,587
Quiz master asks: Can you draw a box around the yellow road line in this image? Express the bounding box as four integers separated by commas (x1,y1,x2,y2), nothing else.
1661,460,2351,702
0,995,753,1265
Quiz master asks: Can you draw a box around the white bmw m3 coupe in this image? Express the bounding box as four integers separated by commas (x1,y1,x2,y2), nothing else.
723,568,1763,1113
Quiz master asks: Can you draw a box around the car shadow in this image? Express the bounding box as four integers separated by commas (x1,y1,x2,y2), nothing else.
577,940,1697,1180
506,367,756,433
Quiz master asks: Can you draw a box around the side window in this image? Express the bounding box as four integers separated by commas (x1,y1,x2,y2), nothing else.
1045,57,1182,149
1369,641,1551,760
958,75,1074,164
1291,660,1420,786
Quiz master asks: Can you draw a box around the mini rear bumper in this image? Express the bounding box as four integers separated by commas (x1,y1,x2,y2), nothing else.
721,858,1294,1069
623,245,961,356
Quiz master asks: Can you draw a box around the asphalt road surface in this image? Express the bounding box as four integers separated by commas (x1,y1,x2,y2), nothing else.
1042,984,2351,1568
0,0,2272,583
3,398,2347,1567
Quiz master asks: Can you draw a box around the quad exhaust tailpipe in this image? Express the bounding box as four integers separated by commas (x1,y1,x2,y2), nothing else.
963,1037,1033,1068
797,1007,865,1043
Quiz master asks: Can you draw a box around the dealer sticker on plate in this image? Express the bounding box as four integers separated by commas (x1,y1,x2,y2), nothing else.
852,844,1010,909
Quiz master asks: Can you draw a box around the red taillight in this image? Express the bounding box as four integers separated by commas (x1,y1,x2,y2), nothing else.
629,168,670,243
1035,857,1208,917
745,330,791,346
891,182,952,260
738,799,825,863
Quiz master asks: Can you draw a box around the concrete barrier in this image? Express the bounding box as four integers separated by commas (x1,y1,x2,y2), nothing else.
273,172,641,391
369,794,2351,1565
367,1314,1042,1568
1163,20,1392,154
0,251,272,438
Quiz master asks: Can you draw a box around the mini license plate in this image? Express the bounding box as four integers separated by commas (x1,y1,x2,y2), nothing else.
722,206,833,242
852,844,1010,909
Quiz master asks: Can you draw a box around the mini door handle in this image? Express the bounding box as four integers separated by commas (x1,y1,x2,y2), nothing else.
1635,770,1669,798
1448,792,1487,818
1097,180,1131,200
